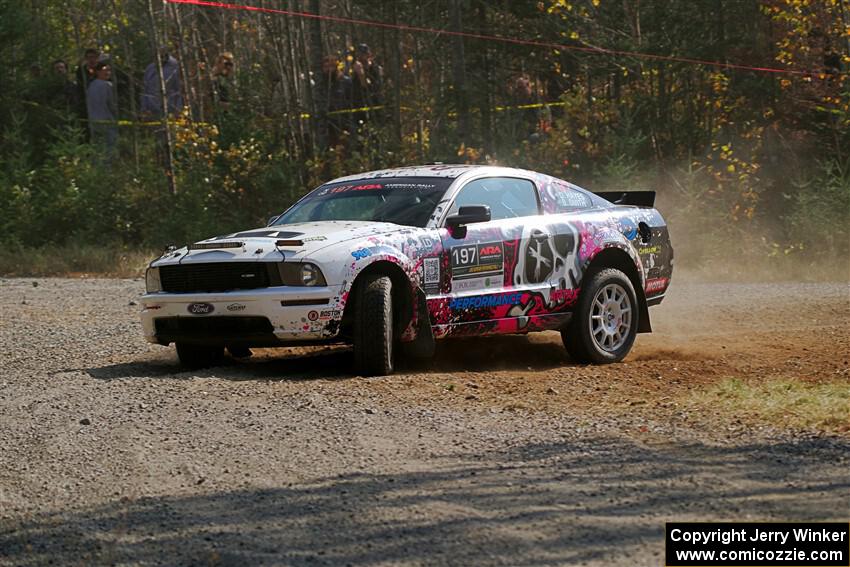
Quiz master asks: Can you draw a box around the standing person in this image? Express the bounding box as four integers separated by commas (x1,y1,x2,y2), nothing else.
211,51,235,111
76,48,99,130
321,54,352,148
86,62,118,163
51,59,78,113
350,44,383,124
511,74,539,140
141,47,183,118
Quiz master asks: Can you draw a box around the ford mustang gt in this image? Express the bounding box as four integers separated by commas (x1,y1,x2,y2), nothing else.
141,165,673,375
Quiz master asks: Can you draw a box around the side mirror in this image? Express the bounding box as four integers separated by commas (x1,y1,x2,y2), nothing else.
445,205,491,239
267,215,279,226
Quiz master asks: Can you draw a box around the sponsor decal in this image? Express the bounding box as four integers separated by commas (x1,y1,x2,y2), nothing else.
302,235,327,242
451,241,504,280
325,185,353,194
620,218,638,240
383,182,439,190
479,245,502,258
550,288,580,303
351,248,372,260
226,303,247,312
554,188,591,210
423,256,441,294
645,277,669,294
638,245,660,255
449,292,522,310
319,309,340,320
419,237,434,248
524,230,554,284
322,183,384,195
220,229,303,239
187,303,215,315
452,277,488,292
307,310,319,321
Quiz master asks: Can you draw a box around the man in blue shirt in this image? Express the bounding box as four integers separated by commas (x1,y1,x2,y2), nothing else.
141,48,183,118
86,61,118,163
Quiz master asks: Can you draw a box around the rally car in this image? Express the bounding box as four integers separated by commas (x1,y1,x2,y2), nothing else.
141,165,673,375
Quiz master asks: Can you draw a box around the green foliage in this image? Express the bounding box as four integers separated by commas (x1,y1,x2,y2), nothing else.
786,159,850,263
688,377,850,433
0,0,847,277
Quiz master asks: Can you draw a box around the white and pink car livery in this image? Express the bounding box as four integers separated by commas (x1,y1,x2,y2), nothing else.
141,165,673,374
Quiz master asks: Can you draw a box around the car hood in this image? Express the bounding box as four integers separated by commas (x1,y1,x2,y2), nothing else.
151,220,413,266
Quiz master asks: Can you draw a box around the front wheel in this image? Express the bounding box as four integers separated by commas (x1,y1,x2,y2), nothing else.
353,274,394,376
562,268,639,364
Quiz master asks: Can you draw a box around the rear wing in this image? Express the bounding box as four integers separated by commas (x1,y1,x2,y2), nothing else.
594,191,656,208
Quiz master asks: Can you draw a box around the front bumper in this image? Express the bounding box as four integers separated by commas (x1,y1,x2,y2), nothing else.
141,285,344,346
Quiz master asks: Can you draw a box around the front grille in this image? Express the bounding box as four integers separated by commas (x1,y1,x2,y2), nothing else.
155,316,274,337
160,262,280,293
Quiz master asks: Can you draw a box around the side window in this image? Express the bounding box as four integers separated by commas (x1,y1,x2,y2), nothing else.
448,177,539,221
549,181,592,212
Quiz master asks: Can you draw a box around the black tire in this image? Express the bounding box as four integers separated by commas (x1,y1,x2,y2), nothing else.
353,274,394,376
562,268,639,364
176,343,224,369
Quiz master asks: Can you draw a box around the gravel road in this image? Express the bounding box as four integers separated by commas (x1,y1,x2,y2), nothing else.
1,278,848,566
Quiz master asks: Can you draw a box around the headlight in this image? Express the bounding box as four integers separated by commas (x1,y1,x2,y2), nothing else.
145,267,162,293
278,262,327,286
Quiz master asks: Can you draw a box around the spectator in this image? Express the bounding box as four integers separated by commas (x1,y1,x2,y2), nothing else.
73,48,101,140
52,59,78,112
211,51,235,111
511,74,539,139
823,38,842,77
141,47,183,118
350,43,383,111
321,54,352,148
75,48,99,112
86,61,118,163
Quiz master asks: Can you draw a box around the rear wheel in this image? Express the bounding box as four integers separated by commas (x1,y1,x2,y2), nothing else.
176,343,224,369
353,274,394,376
562,268,639,364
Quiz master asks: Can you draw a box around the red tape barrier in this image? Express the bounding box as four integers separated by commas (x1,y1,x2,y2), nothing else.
167,0,843,77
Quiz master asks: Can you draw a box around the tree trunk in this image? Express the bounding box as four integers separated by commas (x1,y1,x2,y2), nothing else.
390,2,402,150
450,0,469,147
308,0,326,150
146,0,178,196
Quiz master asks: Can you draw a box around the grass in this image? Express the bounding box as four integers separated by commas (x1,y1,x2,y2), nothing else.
0,244,156,278
688,378,850,434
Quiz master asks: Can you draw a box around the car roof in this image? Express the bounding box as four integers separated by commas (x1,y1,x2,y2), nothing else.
326,164,538,184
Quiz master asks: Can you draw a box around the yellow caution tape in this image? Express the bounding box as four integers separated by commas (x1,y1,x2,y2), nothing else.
60,100,566,128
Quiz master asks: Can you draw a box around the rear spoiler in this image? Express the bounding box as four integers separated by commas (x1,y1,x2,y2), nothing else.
594,191,656,208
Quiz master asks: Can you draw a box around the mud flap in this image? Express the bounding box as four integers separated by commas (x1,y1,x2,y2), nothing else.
638,289,652,333
402,290,436,358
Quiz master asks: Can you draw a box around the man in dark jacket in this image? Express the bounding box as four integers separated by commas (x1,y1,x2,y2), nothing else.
351,43,383,111
75,48,100,139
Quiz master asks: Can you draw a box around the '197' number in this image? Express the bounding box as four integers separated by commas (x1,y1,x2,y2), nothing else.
452,246,477,266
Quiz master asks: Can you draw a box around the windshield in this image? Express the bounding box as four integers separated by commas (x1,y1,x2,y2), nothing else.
274,177,453,228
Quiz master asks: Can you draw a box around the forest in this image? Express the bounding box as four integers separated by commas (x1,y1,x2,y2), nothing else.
0,0,847,277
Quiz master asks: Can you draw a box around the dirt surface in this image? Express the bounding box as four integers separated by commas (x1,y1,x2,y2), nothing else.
1,277,848,566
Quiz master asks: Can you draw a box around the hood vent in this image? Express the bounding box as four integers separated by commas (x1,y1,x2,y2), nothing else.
189,241,244,250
